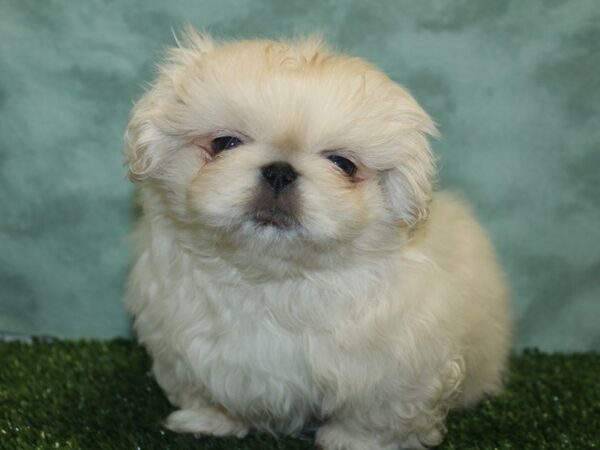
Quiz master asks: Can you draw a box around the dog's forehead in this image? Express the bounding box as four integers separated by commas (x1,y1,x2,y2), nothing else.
169,39,425,162
202,46,399,150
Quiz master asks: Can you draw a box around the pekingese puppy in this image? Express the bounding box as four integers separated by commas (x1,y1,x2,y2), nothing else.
124,28,511,450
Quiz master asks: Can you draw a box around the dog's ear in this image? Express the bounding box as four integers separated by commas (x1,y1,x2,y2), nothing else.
380,93,438,227
124,27,214,181
124,95,169,181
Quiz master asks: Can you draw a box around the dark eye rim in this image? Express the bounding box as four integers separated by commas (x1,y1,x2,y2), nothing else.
210,135,243,154
326,154,358,177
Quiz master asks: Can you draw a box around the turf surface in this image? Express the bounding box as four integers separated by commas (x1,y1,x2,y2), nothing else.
0,339,598,449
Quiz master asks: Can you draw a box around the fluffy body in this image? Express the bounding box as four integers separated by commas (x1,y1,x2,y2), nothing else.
125,30,511,450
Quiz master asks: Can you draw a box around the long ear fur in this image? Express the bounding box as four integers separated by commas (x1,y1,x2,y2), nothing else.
124,27,214,181
380,97,438,227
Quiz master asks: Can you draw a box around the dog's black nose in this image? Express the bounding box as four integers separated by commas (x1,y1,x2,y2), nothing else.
261,162,298,193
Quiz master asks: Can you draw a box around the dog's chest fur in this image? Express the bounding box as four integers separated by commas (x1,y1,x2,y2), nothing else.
130,244,383,432
188,306,319,432
127,222,405,433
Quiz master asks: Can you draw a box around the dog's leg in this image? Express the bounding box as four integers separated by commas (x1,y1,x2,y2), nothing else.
315,357,464,450
315,415,443,450
151,356,249,437
315,406,448,450
315,420,400,450
164,405,249,438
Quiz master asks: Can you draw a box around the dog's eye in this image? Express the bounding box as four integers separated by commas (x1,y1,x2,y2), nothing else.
327,155,357,177
211,136,242,154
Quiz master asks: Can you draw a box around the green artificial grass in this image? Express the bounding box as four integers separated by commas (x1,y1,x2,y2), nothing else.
0,339,598,449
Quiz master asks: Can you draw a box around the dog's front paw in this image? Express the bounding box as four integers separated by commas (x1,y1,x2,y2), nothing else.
164,407,249,438
315,423,396,450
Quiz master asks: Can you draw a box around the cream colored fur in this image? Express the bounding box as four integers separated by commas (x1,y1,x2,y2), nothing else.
124,29,511,450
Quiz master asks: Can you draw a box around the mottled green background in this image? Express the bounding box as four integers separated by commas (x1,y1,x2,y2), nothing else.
0,0,598,351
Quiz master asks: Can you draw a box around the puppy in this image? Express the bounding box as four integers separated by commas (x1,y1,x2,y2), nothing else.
124,29,511,450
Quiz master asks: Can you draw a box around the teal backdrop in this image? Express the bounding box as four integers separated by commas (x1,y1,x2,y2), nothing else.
0,0,598,351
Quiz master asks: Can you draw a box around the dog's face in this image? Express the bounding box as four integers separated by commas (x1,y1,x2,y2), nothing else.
126,31,436,262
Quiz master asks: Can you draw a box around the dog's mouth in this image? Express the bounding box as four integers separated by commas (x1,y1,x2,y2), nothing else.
249,209,297,229
246,187,300,230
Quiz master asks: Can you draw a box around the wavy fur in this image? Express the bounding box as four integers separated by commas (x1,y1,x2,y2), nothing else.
125,29,511,449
